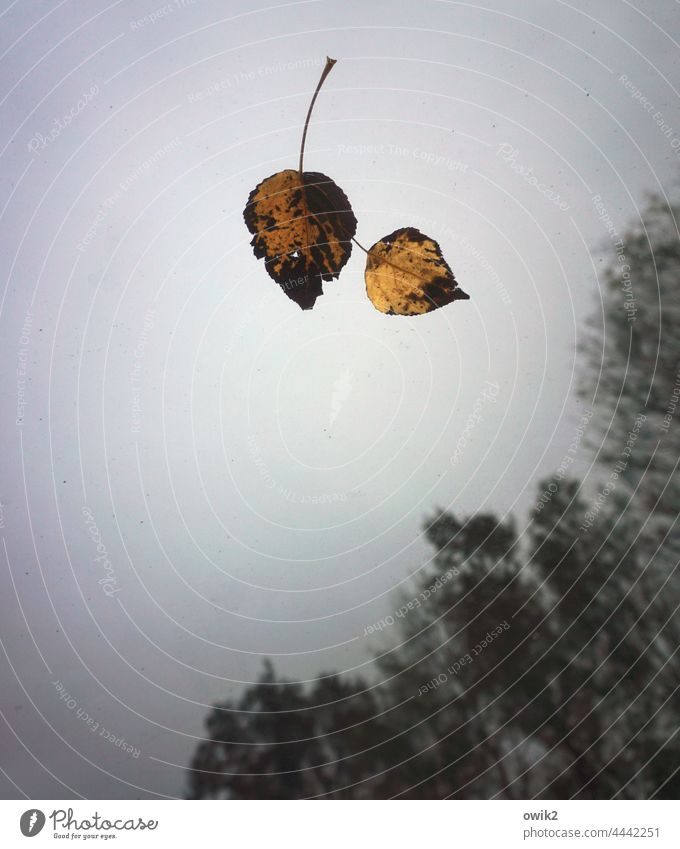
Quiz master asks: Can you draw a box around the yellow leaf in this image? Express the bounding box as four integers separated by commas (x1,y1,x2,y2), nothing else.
365,227,469,315
243,169,357,310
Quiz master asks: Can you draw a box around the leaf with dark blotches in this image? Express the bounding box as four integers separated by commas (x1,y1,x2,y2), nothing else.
243,168,357,310
364,227,470,315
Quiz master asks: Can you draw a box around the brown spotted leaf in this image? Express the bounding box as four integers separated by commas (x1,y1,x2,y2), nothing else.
364,227,469,315
243,169,357,310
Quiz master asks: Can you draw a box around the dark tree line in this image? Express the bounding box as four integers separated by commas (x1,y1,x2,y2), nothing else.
187,195,680,799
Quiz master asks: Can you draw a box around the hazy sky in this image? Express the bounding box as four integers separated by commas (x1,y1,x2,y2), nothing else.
1,0,679,799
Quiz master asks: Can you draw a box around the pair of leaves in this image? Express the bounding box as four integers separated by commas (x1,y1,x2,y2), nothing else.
242,58,470,315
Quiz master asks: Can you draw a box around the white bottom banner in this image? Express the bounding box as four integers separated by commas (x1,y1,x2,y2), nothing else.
0,800,678,848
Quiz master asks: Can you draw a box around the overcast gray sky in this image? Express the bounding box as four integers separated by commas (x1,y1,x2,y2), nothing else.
1,0,679,799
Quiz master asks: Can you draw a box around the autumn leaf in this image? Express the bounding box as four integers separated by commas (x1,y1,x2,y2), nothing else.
364,227,470,315
243,57,357,310
243,168,357,310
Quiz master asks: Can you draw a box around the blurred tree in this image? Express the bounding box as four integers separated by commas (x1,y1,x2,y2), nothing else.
526,478,649,797
573,195,680,797
581,196,680,582
373,511,550,798
187,660,319,799
186,661,403,799
518,195,680,798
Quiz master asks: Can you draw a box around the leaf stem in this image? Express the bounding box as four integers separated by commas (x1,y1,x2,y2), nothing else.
351,236,371,255
299,56,336,174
